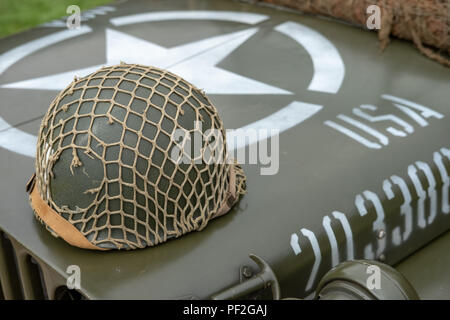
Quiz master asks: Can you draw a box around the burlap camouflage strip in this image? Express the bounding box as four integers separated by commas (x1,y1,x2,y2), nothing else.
255,0,450,67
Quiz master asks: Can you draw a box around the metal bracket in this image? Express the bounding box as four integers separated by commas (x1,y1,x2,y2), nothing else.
211,254,281,300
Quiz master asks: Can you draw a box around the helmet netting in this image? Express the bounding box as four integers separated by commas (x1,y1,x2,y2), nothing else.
34,63,246,250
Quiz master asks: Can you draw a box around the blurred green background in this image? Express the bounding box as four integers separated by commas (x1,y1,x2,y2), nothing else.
0,0,113,38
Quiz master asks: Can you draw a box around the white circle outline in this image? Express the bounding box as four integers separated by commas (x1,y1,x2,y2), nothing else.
0,10,345,157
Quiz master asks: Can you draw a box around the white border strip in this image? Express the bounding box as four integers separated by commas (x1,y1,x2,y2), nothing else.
0,26,92,75
275,21,345,94
0,26,92,157
227,101,322,150
110,11,269,26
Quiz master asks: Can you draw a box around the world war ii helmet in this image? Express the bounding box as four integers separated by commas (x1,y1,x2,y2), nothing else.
27,63,246,250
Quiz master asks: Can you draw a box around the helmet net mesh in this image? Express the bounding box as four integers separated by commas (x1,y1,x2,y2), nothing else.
33,64,246,250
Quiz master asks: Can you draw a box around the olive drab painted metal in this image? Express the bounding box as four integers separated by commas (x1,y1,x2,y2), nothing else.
315,260,419,300
211,255,281,300
0,0,449,299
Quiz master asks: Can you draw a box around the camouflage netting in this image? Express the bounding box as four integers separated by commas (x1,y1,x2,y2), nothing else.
31,63,246,250
255,0,450,67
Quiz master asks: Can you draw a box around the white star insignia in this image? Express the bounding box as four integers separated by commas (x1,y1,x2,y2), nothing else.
2,28,292,95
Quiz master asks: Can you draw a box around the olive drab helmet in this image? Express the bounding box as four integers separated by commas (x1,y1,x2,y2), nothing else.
26,63,246,250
